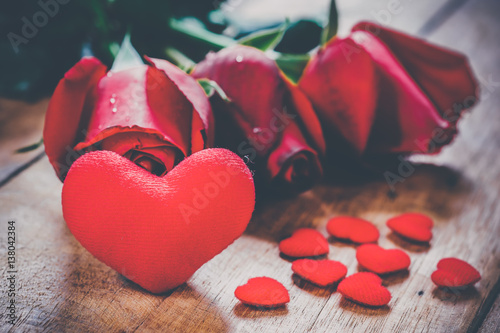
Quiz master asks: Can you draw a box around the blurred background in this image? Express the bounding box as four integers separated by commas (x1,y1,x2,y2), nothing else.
1,0,334,102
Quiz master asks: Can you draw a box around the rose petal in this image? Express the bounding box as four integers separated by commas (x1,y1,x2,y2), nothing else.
43,57,107,180
192,46,287,157
349,30,451,154
146,57,214,151
282,76,326,156
353,22,479,117
267,120,322,191
74,65,193,158
299,38,378,154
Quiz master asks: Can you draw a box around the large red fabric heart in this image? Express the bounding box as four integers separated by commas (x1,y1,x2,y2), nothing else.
338,272,391,307
235,277,290,308
326,216,379,243
386,213,433,242
431,258,481,288
356,244,411,274
292,259,347,287
62,149,255,294
279,228,329,258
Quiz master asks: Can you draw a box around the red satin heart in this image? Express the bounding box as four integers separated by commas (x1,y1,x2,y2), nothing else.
292,259,347,287
326,216,379,243
356,244,411,274
338,272,391,307
386,213,433,242
279,228,329,258
235,277,290,308
62,149,255,293
431,258,481,288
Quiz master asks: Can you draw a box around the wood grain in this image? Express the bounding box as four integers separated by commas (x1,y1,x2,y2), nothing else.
479,294,500,333
0,98,48,186
1,0,499,332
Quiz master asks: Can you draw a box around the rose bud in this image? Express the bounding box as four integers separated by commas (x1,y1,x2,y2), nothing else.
44,55,213,181
299,21,479,158
191,45,325,192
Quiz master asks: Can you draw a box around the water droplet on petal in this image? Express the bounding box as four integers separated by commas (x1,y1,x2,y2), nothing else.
112,107,117,113
236,55,243,63
106,72,113,77
253,127,262,134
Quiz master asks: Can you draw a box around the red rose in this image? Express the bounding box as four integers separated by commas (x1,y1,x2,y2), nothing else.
44,56,213,181
299,21,479,157
192,45,325,192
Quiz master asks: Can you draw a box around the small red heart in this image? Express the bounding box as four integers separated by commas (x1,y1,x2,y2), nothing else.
235,277,290,308
338,272,391,307
279,228,329,258
62,149,255,293
292,259,347,287
431,258,481,288
326,216,379,243
356,244,411,274
386,213,433,242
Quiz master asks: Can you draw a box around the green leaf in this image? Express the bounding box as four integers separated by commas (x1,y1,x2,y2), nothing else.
109,42,121,58
169,18,235,50
274,20,323,54
15,138,43,154
197,79,231,102
238,20,289,51
321,0,339,45
165,47,196,73
275,53,310,84
111,33,144,72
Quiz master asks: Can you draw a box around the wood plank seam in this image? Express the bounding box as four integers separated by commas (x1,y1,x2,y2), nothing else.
467,277,500,333
417,0,473,37
0,151,45,188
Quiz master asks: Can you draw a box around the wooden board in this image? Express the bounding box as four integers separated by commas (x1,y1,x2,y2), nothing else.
1,0,499,332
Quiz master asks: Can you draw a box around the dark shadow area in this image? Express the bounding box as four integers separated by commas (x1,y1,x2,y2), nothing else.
279,253,328,263
233,303,289,318
118,274,179,297
291,274,337,297
338,297,391,316
245,160,473,245
381,270,410,286
387,233,431,253
328,236,365,249
432,286,480,303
